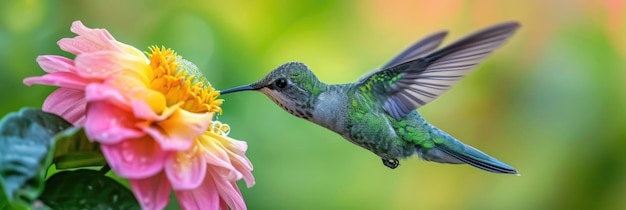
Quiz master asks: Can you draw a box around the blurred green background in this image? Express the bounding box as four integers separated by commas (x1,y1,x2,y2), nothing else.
2,0,626,209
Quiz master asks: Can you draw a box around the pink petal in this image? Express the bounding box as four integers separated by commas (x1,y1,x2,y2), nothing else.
84,83,131,109
224,140,254,187
130,99,174,121
230,160,255,188
74,51,146,79
224,139,253,171
23,72,91,89
42,88,86,125
58,21,118,55
175,172,220,210
232,139,248,152
58,21,147,61
203,134,254,187
219,199,229,210
210,170,246,210
36,55,75,73
69,21,115,40
101,136,167,179
141,110,212,151
165,151,207,190
201,136,236,170
84,101,144,143
129,172,172,210
141,130,194,152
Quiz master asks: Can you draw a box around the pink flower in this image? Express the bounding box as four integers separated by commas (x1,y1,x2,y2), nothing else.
24,21,254,210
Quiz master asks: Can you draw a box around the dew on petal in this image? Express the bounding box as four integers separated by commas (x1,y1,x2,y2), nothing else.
122,144,136,162
219,123,230,136
210,121,231,136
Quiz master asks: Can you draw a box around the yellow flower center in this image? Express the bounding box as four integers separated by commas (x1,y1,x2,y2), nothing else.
146,46,223,114
138,46,238,172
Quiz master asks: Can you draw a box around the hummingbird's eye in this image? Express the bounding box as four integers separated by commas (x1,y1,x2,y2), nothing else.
274,78,288,89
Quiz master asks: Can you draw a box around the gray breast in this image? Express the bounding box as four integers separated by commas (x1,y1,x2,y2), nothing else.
310,90,348,133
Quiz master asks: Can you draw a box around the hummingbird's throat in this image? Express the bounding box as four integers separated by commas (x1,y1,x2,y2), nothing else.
263,90,313,120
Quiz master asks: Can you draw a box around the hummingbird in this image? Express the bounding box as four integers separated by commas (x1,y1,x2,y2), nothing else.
220,22,520,174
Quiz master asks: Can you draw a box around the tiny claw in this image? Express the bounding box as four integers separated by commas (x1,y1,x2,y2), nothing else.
382,158,399,169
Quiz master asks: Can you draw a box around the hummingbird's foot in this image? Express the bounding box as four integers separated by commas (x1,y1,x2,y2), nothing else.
382,158,399,169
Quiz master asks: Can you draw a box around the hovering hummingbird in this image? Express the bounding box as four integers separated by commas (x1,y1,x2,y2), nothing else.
220,22,520,174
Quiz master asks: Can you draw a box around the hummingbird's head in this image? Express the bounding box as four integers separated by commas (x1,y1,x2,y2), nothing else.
220,62,326,119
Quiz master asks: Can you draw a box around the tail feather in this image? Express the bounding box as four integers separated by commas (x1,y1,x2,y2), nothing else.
420,126,519,175
436,144,519,175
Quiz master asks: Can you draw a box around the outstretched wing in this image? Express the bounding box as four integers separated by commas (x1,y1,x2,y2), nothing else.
358,31,448,82
358,22,520,120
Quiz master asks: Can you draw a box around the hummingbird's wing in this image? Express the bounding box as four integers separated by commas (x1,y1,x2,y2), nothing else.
381,31,449,70
358,31,448,82
358,22,520,120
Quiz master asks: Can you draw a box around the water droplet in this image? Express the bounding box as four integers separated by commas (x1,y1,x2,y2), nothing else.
122,142,135,162
220,123,230,136
100,132,110,139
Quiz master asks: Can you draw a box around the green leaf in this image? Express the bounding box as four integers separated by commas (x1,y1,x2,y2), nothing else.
40,169,140,209
0,108,72,209
52,127,105,169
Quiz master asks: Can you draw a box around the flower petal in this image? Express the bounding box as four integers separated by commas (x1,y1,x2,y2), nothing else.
200,133,255,187
84,101,144,143
223,138,255,187
165,149,207,190
75,51,147,79
42,88,86,125
141,109,212,150
229,157,255,188
106,67,153,92
85,82,165,122
58,21,118,55
84,83,131,109
101,136,167,179
129,172,172,210
198,133,236,170
210,169,246,210
130,99,170,122
23,72,92,89
175,171,220,210
36,55,75,73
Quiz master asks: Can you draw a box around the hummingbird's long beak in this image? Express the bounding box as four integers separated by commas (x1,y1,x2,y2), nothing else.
219,85,257,94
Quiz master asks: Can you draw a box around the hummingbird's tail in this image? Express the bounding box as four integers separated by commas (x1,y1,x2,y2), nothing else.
418,126,519,175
